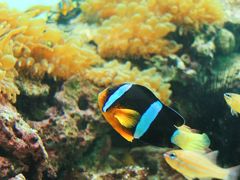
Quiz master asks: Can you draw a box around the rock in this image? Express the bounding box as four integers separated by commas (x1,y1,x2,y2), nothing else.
28,75,110,177
82,166,148,180
215,28,236,55
16,76,50,97
0,95,48,179
130,146,184,180
0,156,27,179
9,173,26,180
191,34,216,60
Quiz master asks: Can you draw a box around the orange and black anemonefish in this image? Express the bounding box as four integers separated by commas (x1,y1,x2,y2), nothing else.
98,83,210,152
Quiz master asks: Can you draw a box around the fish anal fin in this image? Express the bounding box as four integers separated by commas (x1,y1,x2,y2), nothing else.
184,176,193,180
114,108,140,128
205,150,219,164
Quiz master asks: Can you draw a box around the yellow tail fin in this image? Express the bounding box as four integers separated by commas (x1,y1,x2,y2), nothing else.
171,125,210,153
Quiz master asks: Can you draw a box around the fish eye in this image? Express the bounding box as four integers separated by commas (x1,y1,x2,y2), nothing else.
224,93,231,98
169,153,176,159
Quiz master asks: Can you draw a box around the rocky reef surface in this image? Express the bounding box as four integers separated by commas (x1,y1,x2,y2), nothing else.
0,0,240,179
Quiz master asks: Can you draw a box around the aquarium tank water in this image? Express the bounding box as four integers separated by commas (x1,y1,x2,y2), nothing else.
0,0,239,179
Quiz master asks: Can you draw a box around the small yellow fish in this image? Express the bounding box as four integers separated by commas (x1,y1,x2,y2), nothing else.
171,125,210,153
224,93,240,116
164,150,240,180
58,0,76,16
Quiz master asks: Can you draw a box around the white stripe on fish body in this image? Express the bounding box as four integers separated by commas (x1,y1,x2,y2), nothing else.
133,100,163,139
103,83,133,112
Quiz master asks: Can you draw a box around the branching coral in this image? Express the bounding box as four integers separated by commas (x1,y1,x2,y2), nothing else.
85,60,172,105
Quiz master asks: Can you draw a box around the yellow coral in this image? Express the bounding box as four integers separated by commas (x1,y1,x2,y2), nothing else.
148,0,225,28
80,0,137,22
85,60,171,105
0,69,19,103
0,3,103,79
81,0,225,26
80,0,225,58
48,43,104,79
93,2,180,58
0,55,17,70
0,3,105,102
0,21,22,102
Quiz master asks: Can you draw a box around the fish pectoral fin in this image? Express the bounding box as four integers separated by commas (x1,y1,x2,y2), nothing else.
114,108,140,128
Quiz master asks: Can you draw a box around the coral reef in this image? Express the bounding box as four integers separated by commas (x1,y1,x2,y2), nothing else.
0,2,103,97
0,96,47,161
27,75,109,177
149,0,225,28
214,28,236,55
93,5,179,58
0,1,238,180
16,76,50,97
82,166,148,179
81,0,180,58
81,0,225,26
0,22,20,102
9,174,26,180
80,0,225,59
130,146,184,179
223,0,240,23
0,95,48,179
0,156,27,179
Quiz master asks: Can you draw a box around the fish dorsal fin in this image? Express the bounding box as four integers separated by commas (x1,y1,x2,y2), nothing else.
205,150,219,164
175,125,199,133
114,108,140,128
